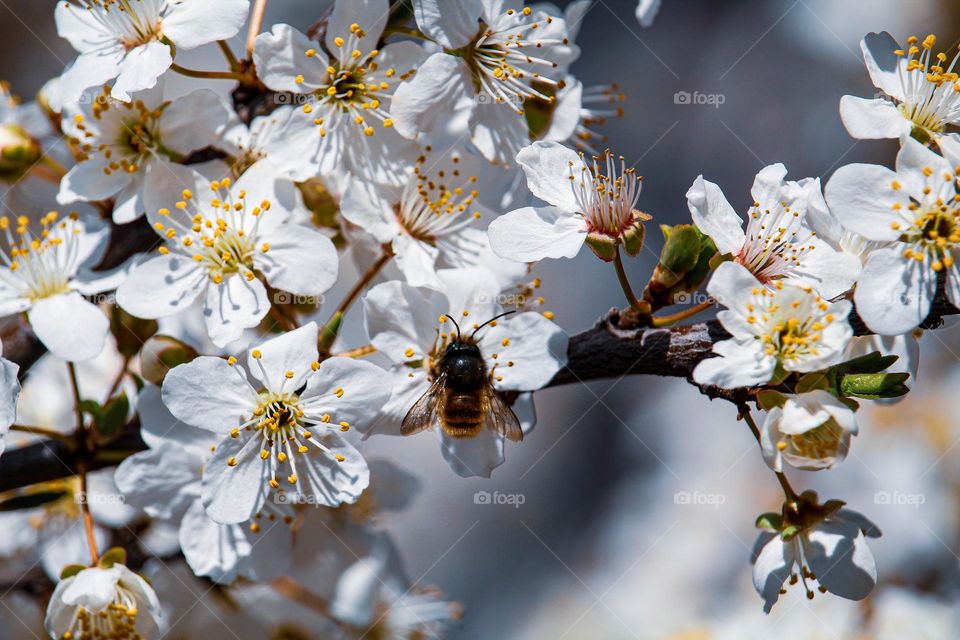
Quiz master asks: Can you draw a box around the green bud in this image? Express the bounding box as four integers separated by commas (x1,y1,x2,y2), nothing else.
839,372,910,399
621,216,647,256
659,224,701,274
585,231,618,262
139,335,199,385
0,123,41,181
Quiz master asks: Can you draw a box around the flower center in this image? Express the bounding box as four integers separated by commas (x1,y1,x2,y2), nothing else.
744,284,835,363
70,90,168,176
779,420,843,461
152,177,270,284
899,206,960,272
569,150,643,237
396,153,480,242
0,212,79,301
737,200,813,283
63,584,142,640
460,8,568,115
894,34,960,134
69,0,164,50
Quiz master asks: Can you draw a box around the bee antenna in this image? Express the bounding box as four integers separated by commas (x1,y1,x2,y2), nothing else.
470,310,517,339
442,314,462,341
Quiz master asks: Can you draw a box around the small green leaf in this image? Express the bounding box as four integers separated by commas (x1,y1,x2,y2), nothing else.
756,389,787,411
822,499,846,517
98,393,129,440
98,547,127,569
840,372,910,398
780,525,800,540
795,372,830,393
755,512,782,530
0,490,69,512
60,564,87,580
78,399,103,424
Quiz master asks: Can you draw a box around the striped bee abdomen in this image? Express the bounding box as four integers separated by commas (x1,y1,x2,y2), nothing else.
440,392,484,437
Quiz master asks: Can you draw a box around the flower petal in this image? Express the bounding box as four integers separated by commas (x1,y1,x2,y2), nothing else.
685,175,745,255
854,245,933,335
413,0,481,48
839,96,910,139
488,206,587,262
111,41,172,102
202,434,269,524
439,427,504,478
116,253,206,319
162,0,249,50
162,356,257,433
803,520,877,601
516,140,586,211
301,357,392,431
254,224,339,296
29,292,108,362
751,533,795,613
245,322,319,391
391,53,472,139
203,274,270,348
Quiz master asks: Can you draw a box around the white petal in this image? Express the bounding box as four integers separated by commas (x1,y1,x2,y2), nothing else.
162,0,249,50
114,445,199,520
364,280,447,363
440,428,505,478
692,339,775,389
339,180,400,243
390,53,472,140
326,0,389,58
61,567,120,610
787,236,862,299
488,206,587,261
896,136,955,201
162,356,257,432
29,293,108,361
116,253,205,319
57,49,124,106
854,245,933,335
245,322,319,391
861,31,905,100
393,232,442,289
255,25,330,92
685,175,745,255
202,434,269,524
824,163,904,241
839,96,910,139
55,2,112,52
160,90,232,155
516,140,585,211
254,224,339,295
288,432,370,506
478,312,567,391
751,533,795,613
414,0,481,48
750,163,789,209
111,41,172,102
635,0,662,27
301,357,392,431
58,158,131,203
706,261,762,321
803,520,877,600
471,98,531,165
203,274,270,348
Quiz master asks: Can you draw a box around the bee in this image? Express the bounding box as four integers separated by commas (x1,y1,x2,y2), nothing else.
401,312,523,442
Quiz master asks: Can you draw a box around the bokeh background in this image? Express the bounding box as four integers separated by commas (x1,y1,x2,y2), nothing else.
3,0,960,637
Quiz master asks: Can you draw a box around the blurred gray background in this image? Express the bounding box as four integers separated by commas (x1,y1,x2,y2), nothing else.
3,1,959,638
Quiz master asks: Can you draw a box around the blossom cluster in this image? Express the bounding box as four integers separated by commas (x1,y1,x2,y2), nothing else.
0,0,950,635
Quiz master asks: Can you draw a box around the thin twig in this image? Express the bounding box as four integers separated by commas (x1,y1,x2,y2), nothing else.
247,0,269,56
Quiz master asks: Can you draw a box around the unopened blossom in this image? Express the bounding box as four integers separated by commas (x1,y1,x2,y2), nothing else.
362,268,565,478
687,163,860,299
340,147,498,289
115,387,294,584
253,0,424,186
0,211,118,361
760,390,858,471
753,504,880,613
54,0,250,104
116,160,338,347
59,84,232,223
826,137,960,335
392,0,579,164
45,563,161,640
488,141,649,263
840,32,960,157
692,262,853,389
160,322,391,524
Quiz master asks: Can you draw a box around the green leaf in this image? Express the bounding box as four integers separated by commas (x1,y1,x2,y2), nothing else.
0,490,70,512
755,512,782,530
795,372,830,394
840,372,910,398
756,389,787,411
98,393,129,440
780,525,800,540
836,351,899,375
822,499,846,517
79,399,103,424
98,546,127,569
60,564,87,580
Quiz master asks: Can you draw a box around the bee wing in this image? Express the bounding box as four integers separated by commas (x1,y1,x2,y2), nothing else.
482,386,523,442
401,373,446,437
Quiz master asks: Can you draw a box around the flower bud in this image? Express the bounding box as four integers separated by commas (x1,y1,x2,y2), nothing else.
839,372,910,398
621,212,648,256
0,123,41,181
139,335,198,385
585,230,618,262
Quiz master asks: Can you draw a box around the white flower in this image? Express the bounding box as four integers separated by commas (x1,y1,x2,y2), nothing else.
752,506,880,613
636,0,662,27
825,137,960,335
392,0,579,164
115,386,298,584
160,322,392,524
687,163,860,299
45,563,161,640
488,141,647,262
362,268,566,477
253,0,425,186
840,32,960,157
760,390,858,471
59,84,232,223
219,106,314,181
54,0,250,104
340,147,499,289
0,341,17,460
0,211,117,361
692,262,853,389
116,160,338,347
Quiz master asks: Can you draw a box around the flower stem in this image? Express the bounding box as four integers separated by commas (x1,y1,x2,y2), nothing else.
335,344,377,358
169,63,254,85
613,247,648,313
651,299,714,327
318,251,392,354
40,154,68,178
79,470,99,565
9,424,74,445
217,40,240,71
104,357,130,403
247,0,269,56
743,410,798,502
272,576,331,616
67,363,85,438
